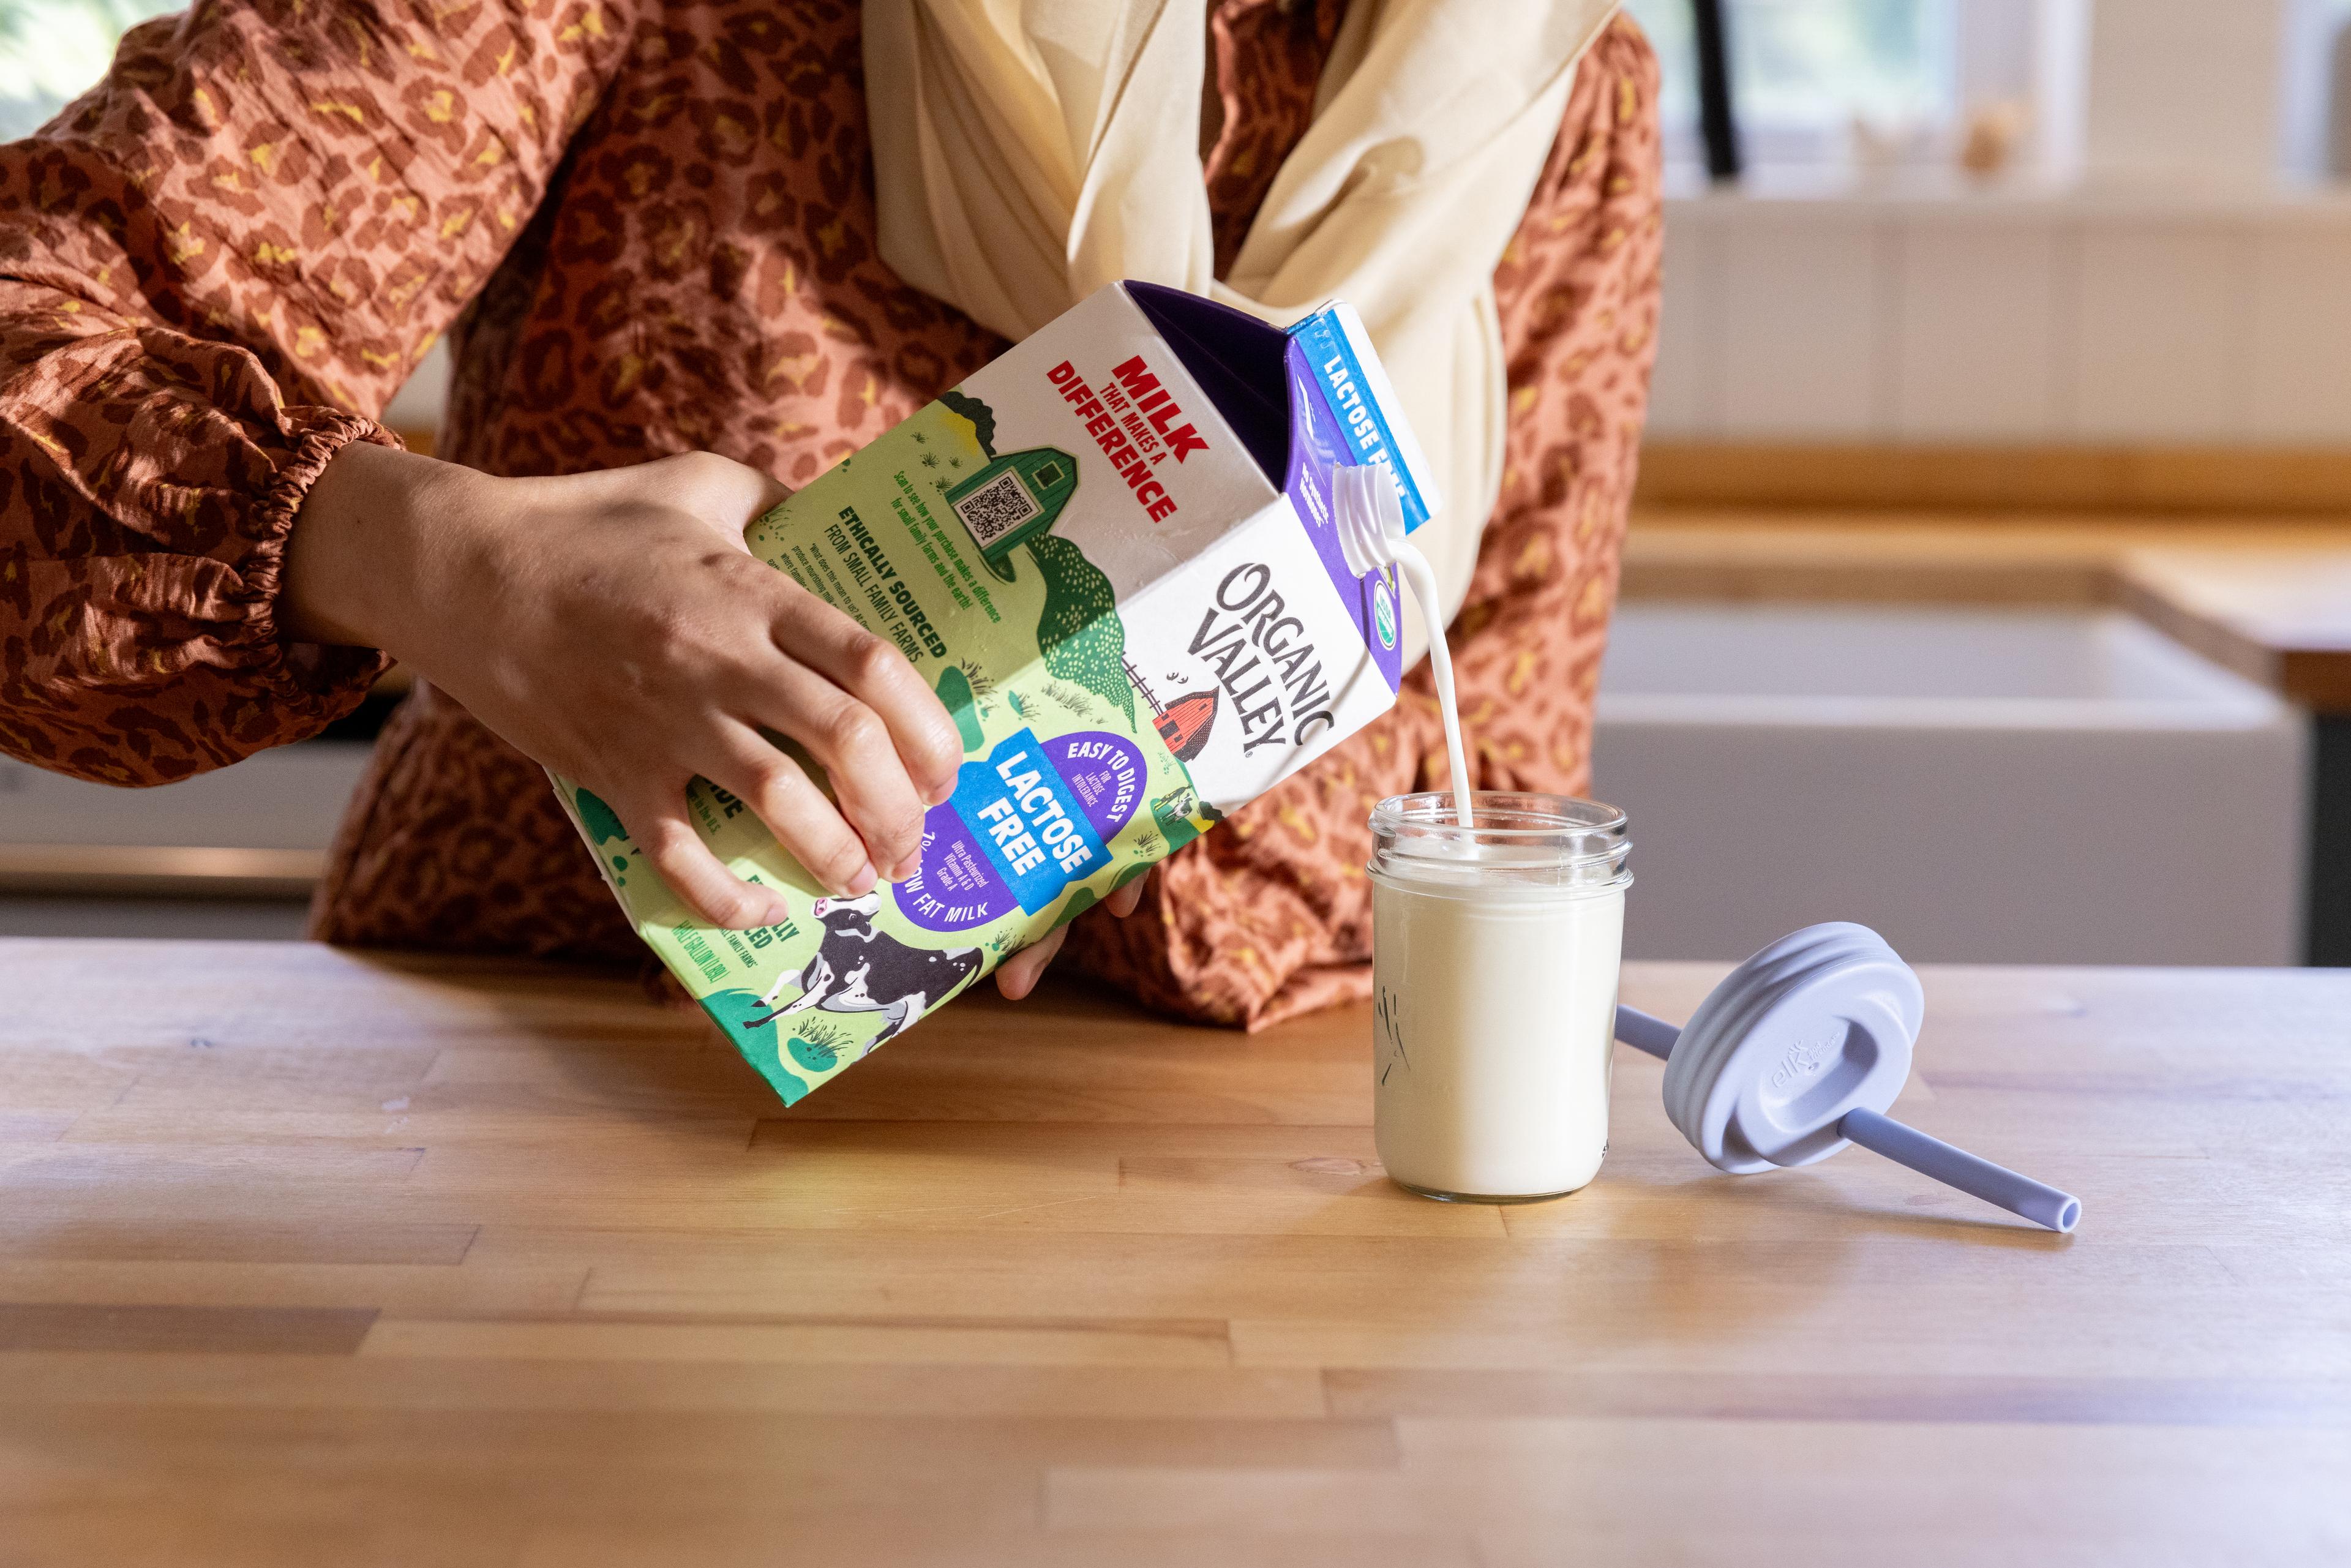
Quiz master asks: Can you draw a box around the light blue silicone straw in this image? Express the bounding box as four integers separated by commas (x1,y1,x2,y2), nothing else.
1614,1004,1682,1063
1615,1002,2082,1233
1837,1108,2080,1232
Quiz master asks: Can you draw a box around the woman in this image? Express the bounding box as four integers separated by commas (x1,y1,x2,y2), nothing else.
0,0,1659,1026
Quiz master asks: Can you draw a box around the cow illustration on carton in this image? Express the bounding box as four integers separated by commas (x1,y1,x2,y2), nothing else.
744,891,983,1048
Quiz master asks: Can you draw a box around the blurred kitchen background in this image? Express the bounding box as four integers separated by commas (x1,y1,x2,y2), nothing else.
4,0,2349,966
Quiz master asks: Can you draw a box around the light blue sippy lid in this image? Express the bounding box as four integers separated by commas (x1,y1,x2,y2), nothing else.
1662,922,1920,1172
1621,922,2082,1232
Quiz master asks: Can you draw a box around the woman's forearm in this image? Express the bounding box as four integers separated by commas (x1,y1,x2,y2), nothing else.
283,442,495,657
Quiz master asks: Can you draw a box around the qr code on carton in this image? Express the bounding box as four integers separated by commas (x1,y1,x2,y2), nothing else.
953,471,1039,548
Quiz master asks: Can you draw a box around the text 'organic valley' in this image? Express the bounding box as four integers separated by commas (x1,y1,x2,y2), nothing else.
1188,561,1337,754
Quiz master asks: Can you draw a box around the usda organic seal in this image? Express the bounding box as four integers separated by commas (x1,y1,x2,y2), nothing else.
1372,577,1399,650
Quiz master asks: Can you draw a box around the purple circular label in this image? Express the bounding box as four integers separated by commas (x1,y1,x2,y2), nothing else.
899,805,1019,931
1041,731,1146,841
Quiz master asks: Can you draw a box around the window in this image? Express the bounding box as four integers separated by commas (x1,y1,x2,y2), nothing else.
1726,0,1954,130
0,0,181,140
1625,0,2038,176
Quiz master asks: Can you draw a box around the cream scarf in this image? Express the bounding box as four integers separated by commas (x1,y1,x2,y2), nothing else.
864,0,1618,658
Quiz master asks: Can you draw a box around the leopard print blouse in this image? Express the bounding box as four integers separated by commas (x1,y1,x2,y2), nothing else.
0,0,1660,1030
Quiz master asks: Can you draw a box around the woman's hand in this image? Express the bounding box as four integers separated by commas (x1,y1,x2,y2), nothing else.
993,870,1149,1000
284,444,964,931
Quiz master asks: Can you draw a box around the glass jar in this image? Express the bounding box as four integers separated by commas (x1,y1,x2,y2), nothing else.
1367,792,1632,1202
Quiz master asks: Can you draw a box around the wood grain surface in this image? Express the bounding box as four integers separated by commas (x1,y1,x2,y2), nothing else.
2118,548,2351,713
1,939,2344,1567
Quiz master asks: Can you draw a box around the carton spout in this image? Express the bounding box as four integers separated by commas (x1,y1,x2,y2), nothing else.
1333,459,1473,829
1332,462,1410,579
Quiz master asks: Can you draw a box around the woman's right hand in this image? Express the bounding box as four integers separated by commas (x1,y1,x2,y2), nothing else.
284,443,965,930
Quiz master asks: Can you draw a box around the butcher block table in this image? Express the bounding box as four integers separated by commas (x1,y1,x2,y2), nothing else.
1,940,2345,1567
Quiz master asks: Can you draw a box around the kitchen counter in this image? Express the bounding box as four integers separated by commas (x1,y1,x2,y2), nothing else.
1623,509,2351,713
3,941,2344,1563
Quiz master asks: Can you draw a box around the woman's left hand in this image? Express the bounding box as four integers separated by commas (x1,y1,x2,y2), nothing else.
994,870,1151,999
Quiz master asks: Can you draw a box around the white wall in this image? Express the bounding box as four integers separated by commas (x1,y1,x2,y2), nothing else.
2075,0,2289,186
1650,188,2351,445
1647,0,2351,447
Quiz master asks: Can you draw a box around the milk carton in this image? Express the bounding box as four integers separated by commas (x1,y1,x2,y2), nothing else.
554,282,1438,1104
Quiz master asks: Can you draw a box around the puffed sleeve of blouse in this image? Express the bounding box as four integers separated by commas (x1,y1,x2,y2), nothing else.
0,0,632,784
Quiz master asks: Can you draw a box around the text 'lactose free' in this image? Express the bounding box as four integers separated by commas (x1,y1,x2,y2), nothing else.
972,749,1097,878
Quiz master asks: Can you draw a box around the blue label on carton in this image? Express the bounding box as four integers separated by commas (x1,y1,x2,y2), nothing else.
904,729,1144,930
1286,307,1433,535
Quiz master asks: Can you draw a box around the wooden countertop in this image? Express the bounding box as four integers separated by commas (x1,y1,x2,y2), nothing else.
2,941,2345,1566
1625,509,2351,713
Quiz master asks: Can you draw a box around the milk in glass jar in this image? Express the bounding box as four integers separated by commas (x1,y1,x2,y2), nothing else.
1367,793,1632,1202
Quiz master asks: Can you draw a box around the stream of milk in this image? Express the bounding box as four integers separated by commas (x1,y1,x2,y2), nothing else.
1388,538,1475,829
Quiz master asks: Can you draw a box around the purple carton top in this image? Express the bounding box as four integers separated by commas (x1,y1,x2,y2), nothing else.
1122,282,1418,695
